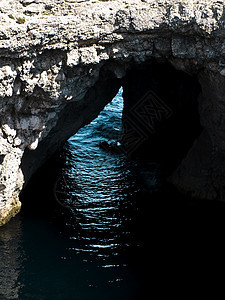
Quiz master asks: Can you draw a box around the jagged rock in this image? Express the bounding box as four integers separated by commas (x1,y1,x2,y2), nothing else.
1,0,225,225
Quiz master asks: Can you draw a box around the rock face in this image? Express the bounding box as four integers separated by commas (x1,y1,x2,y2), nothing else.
1,0,225,225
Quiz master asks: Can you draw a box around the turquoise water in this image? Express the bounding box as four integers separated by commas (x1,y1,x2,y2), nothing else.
0,88,225,299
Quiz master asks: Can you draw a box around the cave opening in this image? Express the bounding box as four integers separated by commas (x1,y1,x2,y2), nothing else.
20,59,203,211
17,59,204,298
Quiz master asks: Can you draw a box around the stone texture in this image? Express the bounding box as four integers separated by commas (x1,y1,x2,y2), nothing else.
1,0,225,224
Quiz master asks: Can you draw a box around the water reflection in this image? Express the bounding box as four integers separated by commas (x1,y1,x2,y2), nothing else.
52,88,156,294
0,217,24,299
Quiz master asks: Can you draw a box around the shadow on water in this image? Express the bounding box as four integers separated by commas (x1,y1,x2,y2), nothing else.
1,89,225,299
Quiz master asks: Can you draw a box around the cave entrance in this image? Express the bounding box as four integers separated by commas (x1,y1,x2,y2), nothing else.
68,59,202,182
121,61,202,173
20,59,202,211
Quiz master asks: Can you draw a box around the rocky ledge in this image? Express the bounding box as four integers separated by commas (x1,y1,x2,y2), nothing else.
1,0,225,225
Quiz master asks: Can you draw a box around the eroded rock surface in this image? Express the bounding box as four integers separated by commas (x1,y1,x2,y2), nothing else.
1,0,225,225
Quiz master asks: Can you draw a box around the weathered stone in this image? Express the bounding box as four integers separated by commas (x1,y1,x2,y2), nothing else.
1,0,225,225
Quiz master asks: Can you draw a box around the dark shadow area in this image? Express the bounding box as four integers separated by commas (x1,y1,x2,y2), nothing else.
19,149,66,222
121,60,202,173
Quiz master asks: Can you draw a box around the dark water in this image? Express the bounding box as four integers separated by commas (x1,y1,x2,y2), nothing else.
1,88,225,299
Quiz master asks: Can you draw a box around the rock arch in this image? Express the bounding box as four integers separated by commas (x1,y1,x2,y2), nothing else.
1,0,225,225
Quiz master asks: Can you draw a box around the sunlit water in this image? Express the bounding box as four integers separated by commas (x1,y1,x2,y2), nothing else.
1,88,225,299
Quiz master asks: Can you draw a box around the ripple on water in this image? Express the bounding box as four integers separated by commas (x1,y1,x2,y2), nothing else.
55,88,148,265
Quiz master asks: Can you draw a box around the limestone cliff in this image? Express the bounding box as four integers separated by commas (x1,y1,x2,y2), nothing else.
1,0,225,225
